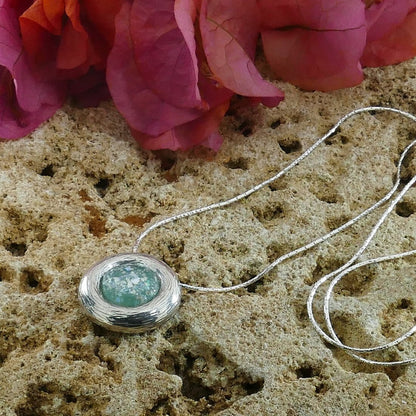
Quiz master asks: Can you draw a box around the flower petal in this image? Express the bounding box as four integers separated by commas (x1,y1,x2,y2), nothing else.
69,68,110,107
0,0,65,139
20,0,121,78
130,0,202,108
259,0,366,91
199,0,283,102
362,0,416,67
107,0,203,137
131,101,229,151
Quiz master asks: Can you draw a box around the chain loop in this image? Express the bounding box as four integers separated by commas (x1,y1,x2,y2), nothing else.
133,107,416,365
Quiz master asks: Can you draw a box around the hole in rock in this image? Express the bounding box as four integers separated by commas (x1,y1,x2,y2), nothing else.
278,138,302,154
396,201,415,218
271,119,281,129
40,164,55,177
224,157,249,170
245,276,264,294
157,343,264,414
15,382,109,416
20,268,52,293
64,393,77,403
153,149,177,171
237,120,253,137
295,364,320,379
242,380,264,395
6,243,27,257
365,384,377,398
27,274,38,288
181,357,216,401
145,398,175,416
397,298,412,309
94,178,111,198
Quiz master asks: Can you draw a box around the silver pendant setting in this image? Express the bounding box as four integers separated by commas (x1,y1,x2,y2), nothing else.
78,253,181,333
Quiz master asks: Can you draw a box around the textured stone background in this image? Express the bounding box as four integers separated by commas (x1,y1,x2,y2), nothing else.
1,58,416,416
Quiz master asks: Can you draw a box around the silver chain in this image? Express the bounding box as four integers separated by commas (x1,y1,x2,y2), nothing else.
133,107,416,365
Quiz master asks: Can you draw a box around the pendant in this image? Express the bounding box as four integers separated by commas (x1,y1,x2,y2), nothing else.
78,253,181,333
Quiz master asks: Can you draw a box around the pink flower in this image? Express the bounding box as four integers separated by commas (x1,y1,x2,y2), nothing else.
19,0,122,79
361,0,416,67
106,0,283,151
18,0,122,105
199,0,283,107
0,0,65,139
259,0,367,92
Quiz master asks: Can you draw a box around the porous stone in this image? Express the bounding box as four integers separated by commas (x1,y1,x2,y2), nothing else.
0,57,416,416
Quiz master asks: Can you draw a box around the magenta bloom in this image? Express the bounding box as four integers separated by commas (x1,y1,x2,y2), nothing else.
0,0,65,139
4,0,414,149
107,0,283,151
259,0,367,92
362,0,416,67
199,0,283,107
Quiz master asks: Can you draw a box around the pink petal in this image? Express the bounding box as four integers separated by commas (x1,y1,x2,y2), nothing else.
365,0,411,42
131,102,229,151
197,71,234,108
260,0,365,30
0,1,22,67
199,131,223,152
69,68,110,107
174,0,200,100
259,0,366,91
362,1,416,67
199,0,283,102
107,0,204,136
0,1,65,139
130,0,201,108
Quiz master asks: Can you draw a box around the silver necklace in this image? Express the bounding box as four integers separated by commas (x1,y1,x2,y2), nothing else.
79,106,416,366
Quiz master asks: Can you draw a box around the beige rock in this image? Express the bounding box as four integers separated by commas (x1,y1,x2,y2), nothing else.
1,58,416,416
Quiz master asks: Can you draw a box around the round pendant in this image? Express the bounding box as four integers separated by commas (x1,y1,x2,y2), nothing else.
78,253,181,333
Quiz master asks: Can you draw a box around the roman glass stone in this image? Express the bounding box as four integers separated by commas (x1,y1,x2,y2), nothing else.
99,259,160,307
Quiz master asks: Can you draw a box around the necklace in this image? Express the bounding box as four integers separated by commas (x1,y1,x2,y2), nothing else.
78,106,416,366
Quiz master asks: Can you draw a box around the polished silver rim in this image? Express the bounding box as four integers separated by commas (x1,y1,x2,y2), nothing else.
78,253,181,333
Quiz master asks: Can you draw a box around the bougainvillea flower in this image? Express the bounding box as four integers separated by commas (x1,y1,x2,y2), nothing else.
0,0,65,139
69,68,111,107
131,101,229,151
19,0,122,79
361,0,416,67
199,0,283,106
259,0,367,92
108,0,283,151
107,0,206,138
